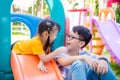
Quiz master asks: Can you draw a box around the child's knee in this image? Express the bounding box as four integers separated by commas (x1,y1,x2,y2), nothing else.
71,60,85,69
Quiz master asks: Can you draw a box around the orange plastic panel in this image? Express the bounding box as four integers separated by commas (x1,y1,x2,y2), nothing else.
11,52,63,80
98,7,115,21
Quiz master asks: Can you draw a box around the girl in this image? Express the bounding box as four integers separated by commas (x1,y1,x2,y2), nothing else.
12,19,67,73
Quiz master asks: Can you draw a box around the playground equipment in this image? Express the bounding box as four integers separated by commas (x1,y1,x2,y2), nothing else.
98,7,115,21
92,7,115,55
0,0,65,79
96,8,116,62
106,0,120,7
11,51,63,80
0,0,13,80
91,7,120,65
11,14,42,38
93,19,120,66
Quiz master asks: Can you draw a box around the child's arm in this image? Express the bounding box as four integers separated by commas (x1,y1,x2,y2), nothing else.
56,55,98,70
56,55,85,66
38,46,68,63
38,46,68,72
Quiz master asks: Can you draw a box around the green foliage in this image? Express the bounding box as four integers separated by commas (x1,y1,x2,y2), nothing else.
103,50,120,80
73,3,78,9
43,1,49,16
112,3,120,23
110,62,120,80
12,22,21,26
115,7,120,23
28,7,32,14
12,32,28,35
94,0,99,16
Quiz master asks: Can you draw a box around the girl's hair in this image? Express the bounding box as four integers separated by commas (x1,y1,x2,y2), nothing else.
38,19,60,53
72,26,92,48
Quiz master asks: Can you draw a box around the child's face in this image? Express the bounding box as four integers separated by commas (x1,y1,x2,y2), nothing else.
65,31,84,51
49,28,59,44
66,31,85,51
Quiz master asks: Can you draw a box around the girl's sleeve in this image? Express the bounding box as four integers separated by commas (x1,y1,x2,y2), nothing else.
29,38,45,55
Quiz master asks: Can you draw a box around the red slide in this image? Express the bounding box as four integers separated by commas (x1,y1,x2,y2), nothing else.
11,52,63,80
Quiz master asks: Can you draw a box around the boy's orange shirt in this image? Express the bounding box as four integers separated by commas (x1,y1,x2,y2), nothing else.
12,36,45,55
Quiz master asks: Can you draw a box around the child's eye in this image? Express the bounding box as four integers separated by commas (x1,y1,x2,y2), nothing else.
71,36,75,39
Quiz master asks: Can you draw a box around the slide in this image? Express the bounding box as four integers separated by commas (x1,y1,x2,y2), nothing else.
93,19,120,66
11,52,63,80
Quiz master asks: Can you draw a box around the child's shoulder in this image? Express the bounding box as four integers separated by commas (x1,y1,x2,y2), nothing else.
79,51,98,58
31,35,40,40
79,51,91,56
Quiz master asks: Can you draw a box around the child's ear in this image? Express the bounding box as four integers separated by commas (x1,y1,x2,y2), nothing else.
79,41,85,48
43,31,49,36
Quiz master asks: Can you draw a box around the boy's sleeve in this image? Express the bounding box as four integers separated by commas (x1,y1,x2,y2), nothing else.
81,51,98,58
97,56,109,63
87,52,109,63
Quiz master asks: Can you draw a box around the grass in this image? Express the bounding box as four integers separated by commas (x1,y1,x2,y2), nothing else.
110,62,120,80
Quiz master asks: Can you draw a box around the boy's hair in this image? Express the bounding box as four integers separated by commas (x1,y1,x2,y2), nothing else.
72,26,92,48
38,19,60,53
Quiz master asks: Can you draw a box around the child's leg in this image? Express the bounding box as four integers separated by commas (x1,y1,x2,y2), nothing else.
66,60,87,80
87,64,117,80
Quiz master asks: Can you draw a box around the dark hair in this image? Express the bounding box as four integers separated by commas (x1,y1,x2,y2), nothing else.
72,26,92,48
38,19,60,53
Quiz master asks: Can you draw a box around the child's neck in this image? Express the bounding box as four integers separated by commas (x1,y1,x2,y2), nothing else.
39,35,46,46
68,49,79,56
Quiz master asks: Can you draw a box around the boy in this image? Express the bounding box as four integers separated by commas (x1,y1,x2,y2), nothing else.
55,26,117,80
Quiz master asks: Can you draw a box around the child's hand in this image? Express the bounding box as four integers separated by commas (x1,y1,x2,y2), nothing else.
82,55,98,71
96,60,108,74
38,61,48,73
55,46,68,54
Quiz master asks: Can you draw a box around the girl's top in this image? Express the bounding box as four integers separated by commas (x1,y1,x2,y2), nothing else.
12,36,45,55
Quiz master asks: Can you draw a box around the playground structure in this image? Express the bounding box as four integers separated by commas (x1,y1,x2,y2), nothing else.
11,51,63,80
94,19,120,66
0,0,120,80
96,7,115,62
91,8,120,64
0,0,65,79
